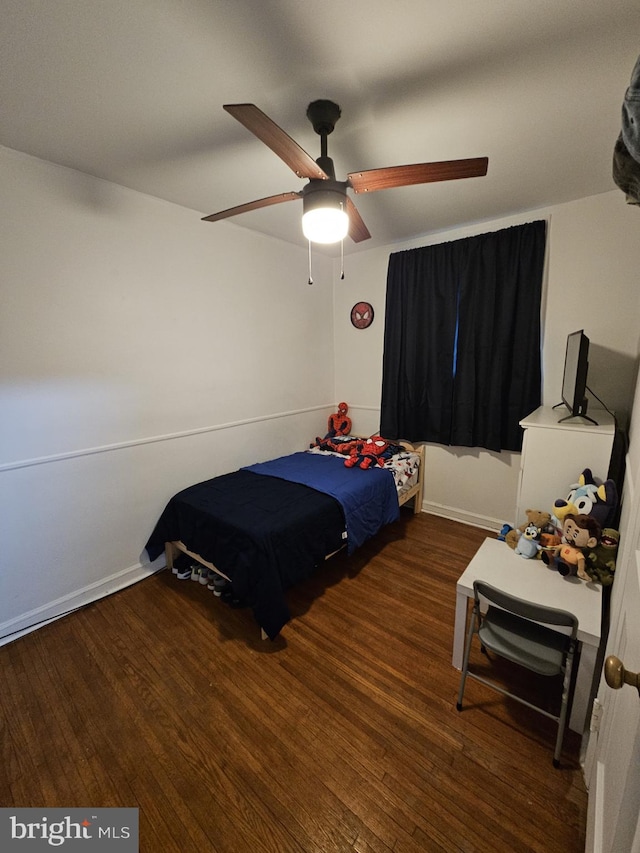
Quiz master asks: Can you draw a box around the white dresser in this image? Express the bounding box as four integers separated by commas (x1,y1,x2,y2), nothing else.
514,405,615,527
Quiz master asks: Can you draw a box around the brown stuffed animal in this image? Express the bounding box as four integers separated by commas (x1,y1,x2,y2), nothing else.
541,513,602,580
505,509,553,555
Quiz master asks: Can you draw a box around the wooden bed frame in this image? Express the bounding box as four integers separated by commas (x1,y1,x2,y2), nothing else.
164,440,425,638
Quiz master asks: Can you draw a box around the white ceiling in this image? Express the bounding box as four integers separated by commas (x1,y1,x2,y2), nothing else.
2,0,639,254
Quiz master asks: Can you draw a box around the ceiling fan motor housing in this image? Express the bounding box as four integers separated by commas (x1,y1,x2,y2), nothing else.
302,178,348,213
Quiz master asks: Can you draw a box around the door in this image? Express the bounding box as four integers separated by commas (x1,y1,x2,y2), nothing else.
585,373,640,853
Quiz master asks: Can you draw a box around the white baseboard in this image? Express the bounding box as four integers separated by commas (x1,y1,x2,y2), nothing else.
421,500,502,533
0,558,165,648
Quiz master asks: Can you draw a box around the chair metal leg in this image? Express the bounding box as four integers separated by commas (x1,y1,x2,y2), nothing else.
553,642,576,767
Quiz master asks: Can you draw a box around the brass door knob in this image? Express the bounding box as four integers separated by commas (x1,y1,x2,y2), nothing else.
604,655,640,695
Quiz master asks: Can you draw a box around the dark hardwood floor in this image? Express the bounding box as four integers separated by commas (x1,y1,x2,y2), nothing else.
0,511,588,852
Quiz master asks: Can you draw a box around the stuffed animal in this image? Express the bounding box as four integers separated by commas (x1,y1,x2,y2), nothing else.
504,509,553,553
541,513,602,580
552,468,618,529
539,531,562,552
497,523,513,541
311,435,360,455
327,402,352,437
345,436,393,469
514,522,542,558
583,528,620,586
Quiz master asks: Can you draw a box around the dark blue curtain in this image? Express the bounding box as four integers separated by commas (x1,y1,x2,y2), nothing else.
380,220,546,452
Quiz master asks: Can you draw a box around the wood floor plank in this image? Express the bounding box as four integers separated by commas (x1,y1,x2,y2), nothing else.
0,511,588,851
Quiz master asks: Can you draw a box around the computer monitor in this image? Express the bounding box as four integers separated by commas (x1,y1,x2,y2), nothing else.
558,329,593,423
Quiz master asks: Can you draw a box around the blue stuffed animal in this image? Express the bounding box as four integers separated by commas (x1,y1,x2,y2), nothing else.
514,522,542,558
552,468,618,529
497,523,513,541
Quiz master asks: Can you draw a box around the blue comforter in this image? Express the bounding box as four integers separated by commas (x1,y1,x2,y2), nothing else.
244,451,399,554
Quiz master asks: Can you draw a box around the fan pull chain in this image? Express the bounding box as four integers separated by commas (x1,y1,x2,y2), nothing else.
308,238,346,283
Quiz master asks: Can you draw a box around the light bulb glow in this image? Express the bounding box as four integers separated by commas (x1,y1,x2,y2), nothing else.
302,207,349,244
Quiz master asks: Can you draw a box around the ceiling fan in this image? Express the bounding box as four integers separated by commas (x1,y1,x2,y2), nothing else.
202,100,488,244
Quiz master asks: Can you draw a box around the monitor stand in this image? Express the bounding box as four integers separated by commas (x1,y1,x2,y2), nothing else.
552,400,598,426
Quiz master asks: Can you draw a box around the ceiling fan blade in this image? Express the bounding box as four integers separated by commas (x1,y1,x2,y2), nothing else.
347,157,488,193
224,104,329,181
345,197,371,243
202,191,301,222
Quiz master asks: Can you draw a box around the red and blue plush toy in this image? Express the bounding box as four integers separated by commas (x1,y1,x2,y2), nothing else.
327,402,352,437
344,436,394,469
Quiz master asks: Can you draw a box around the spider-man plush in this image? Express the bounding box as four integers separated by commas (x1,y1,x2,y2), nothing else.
344,436,392,469
327,402,352,437
312,436,360,455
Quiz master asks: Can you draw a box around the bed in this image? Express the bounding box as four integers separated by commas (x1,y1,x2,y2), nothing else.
144,437,425,639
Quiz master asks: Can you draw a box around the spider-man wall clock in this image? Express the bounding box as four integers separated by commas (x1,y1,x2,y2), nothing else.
350,301,374,329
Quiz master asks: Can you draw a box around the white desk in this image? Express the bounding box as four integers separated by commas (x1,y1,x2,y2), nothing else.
453,537,602,733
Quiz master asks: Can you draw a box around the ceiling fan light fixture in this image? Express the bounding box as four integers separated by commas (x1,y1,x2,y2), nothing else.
302,207,349,244
302,183,349,243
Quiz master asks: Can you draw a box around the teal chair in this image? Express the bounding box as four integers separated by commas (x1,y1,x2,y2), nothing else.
456,580,579,767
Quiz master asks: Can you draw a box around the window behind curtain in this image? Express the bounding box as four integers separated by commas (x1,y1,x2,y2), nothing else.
380,220,546,452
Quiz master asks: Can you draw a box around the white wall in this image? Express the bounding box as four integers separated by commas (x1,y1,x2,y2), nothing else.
0,146,335,643
332,192,640,529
